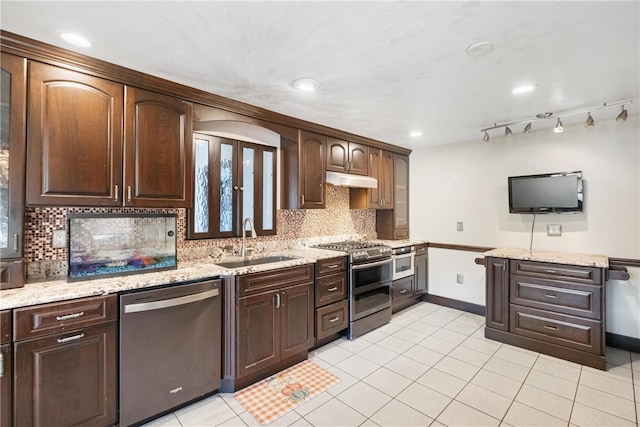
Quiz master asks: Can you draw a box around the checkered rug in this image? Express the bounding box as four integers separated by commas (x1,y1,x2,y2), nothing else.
234,360,340,425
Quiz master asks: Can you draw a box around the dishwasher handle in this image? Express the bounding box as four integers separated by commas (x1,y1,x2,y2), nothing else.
124,288,219,314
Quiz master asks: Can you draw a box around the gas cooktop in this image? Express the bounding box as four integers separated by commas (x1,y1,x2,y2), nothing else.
313,240,391,263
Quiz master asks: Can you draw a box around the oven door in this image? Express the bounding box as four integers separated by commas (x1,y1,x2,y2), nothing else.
392,252,415,281
350,258,392,320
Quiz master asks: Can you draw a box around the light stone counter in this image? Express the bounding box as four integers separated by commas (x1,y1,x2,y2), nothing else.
484,247,608,268
0,248,345,310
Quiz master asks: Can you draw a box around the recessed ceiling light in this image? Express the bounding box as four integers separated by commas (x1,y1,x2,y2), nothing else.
60,33,91,48
465,40,494,57
291,78,319,92
409,131,423,138
512,84,538,94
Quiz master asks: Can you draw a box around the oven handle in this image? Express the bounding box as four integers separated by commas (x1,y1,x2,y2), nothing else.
352,259,392,270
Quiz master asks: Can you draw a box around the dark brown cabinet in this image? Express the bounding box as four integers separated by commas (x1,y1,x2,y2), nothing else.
484,256,606,369
326,138,368,176
414,244,428,296
392,276,414,308
1,53,26,289
376,154,410,239
13,295,117,427
224,264,314,391
281,130,326,209
26,62,193,208
367,148,394,209
314,257,348,342
1,311,11,427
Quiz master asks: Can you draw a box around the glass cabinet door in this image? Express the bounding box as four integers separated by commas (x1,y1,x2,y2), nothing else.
0,53,26,260
394,155,409,229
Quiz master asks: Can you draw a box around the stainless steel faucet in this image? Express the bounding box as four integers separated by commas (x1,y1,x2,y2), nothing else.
241,217,257,257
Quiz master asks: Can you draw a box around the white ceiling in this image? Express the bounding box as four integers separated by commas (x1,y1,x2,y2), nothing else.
1,1,639,149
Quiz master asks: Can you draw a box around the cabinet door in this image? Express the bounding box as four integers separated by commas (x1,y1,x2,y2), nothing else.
415,253,428,295
393,154,409,232
347,142,368,176
380,150,394,209
280,283,313,360
0,343,11,427
237,290,279,377
367,148,383,208
486,257,509,331
1,53,26,262
14,323,117,427
326,138,349,173
124,86,193,207
27,62,123,206
299,131,325,209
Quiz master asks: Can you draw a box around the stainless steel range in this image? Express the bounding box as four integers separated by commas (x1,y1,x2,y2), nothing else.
314,241,392,338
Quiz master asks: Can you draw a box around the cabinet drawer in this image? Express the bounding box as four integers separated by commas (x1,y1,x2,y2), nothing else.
238,264,314,296
510,260,602,285
510,305,602,355
392,276,414,301
316,257,347,276
394,229,409,240
316,300,348,341
14,295,117,341
315,272,347,307
511,275,602,320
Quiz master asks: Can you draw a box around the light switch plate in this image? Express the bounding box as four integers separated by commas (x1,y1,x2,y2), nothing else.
456,273,464,284
456,222,463,232
547,224,562,236
52,229,67,248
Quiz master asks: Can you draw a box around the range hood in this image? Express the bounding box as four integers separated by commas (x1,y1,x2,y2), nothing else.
326,171,378,189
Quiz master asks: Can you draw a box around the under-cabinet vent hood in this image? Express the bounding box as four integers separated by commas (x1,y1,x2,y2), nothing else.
326,171,378,189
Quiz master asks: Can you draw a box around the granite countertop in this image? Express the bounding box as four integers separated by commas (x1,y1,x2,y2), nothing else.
484,247,609,268
0,247,345,311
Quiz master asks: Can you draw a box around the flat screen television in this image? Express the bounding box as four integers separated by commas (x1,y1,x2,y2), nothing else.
508,171,583,214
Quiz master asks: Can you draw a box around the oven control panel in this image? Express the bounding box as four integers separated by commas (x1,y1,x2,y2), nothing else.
351,247,392,262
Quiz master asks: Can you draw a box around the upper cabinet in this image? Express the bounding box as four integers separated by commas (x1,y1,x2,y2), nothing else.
188,133,276,239
26,62,192,208
376,154,410,240
367,148,393,209
1,53,26,289
326,138,368,176
281,130,326,209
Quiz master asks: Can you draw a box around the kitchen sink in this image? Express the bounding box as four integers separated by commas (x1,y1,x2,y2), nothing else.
214,255,299,269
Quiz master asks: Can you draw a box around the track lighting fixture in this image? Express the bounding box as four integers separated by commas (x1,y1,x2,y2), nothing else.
479,99,632,142
554,118,564,133
585,112,594,127
616,105,628,121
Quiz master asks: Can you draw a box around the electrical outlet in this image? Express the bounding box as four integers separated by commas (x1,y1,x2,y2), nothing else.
280,220,289,234
456,222,463,232
52,229,67,248
456,273,464,284
547,224,562,236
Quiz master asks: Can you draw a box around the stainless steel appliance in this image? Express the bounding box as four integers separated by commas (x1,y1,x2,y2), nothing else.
313,241,392,338
119,279,221,426
392,245,415,281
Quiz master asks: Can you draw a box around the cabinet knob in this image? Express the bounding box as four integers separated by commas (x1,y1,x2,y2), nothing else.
240,186,244,191
234,185,239,191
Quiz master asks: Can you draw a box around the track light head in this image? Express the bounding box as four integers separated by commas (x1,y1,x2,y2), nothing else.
616,106,628,122
504,126,512,136
523,122,532,134
553,118,564,133
482,131,490,142
585,112,595,127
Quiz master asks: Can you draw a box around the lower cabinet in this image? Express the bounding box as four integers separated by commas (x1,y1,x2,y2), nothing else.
13,295,117,427
314,257,348,344
414,245,428,296
224,264,314,391
0,343,10,427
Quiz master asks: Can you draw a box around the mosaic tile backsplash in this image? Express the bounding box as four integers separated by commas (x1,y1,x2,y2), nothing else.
25,185,376,280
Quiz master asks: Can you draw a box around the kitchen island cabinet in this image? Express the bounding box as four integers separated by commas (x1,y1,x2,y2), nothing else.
27,62,193,208
223,264,314,392
13,295,117,427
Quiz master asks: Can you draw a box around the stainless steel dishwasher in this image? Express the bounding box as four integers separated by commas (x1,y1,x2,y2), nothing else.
119,279,221,426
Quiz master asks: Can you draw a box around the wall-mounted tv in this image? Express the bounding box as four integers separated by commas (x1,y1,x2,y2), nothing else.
508,171,583,214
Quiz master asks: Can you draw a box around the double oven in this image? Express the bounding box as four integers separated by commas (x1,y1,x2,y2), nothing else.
314,241,392,338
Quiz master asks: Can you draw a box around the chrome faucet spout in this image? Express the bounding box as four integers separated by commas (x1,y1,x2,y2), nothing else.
241,217,257,257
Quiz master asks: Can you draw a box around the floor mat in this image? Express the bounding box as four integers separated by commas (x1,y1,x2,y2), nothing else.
234,359,340,425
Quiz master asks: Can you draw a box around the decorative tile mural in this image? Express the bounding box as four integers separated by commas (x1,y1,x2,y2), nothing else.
24,185,376,280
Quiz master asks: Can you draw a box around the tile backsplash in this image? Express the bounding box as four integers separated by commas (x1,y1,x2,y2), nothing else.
25,185,376,280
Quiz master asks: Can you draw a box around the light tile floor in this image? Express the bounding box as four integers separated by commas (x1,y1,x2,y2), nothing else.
143,302,640,427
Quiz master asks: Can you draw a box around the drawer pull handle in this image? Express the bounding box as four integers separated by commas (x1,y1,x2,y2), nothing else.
544,269,558,275
327,264,339,269
543,325,559,331
56,311,85,321
0,352,4,377
329,317,341,323
544,294,558,299
399,289,408,294
327,287,338,292
57,333,85,343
